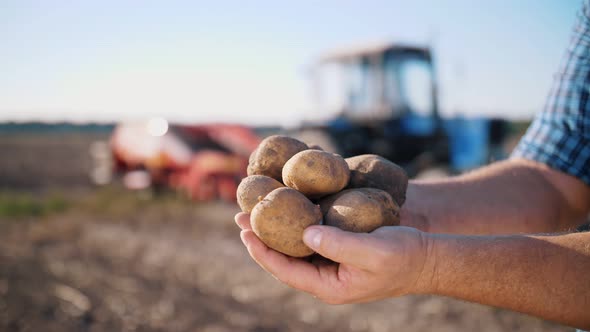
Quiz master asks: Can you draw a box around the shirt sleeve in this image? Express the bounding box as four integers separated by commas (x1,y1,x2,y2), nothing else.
512,0,590,186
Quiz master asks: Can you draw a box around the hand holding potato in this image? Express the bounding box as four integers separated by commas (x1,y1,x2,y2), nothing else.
235,135,419,303
235,213,433,304
238,135,408,262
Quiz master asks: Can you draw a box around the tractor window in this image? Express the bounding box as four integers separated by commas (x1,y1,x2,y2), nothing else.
316,62,346,115
316,58,382,117
398,59,433,116
345,58,379,114
384,59,403,114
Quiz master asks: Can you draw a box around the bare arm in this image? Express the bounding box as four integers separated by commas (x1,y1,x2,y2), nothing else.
401,158,590,235
236,214,590,329
427,231,590,329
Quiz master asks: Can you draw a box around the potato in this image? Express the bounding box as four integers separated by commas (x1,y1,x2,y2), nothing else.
321,188,400,233
247,135,308,181
325,190,382,233
345,154,408,206
320,188,399,219
237,175,283,213
282,150,350,198
355,188,400,226
248,146,258,167
251,187,322,257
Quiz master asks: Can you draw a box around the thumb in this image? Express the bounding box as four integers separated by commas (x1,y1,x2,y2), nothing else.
303,225,376,270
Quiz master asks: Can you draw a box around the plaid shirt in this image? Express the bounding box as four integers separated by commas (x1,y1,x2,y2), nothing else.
512,0,590,186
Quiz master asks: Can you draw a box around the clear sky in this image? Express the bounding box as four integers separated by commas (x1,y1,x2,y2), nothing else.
0,0,581,125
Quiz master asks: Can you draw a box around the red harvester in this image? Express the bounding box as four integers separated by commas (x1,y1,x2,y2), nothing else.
110,118,260,202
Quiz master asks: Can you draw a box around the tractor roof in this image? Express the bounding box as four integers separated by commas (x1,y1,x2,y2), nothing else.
319,41,430,63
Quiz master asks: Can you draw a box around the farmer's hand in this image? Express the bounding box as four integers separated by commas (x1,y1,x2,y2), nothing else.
235,212,435,304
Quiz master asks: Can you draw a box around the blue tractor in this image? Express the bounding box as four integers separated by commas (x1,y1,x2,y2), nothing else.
297,42,507,176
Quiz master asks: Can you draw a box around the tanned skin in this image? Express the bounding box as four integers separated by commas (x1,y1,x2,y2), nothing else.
236,159,590,329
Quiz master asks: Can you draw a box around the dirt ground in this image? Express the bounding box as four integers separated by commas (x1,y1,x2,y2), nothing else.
0,132,574,332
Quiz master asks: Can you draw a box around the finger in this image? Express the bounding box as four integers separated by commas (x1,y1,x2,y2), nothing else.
303,225,376,270
234,212,252,230
240,230,332,296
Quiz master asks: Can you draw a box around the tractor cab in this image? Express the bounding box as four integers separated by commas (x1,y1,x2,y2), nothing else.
312,42,448,171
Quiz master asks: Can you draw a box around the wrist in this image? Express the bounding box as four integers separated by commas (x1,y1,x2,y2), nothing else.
400,183,431,232
412,232,440,294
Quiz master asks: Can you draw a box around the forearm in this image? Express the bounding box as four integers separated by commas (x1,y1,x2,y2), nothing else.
401,159,589,235
420,231,590,329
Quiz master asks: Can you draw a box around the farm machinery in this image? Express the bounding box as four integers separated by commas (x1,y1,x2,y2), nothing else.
108,118,260,201
102,42,509,201
298,42,508,176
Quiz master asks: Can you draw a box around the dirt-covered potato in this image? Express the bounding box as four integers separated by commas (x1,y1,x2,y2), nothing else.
247,135,308,181
282,150,350,198
320,188,400,233
248,146,258,168
320,188,399,233
251,187,322,257
236,175,283,213
345,154,408,206
355,188,400,226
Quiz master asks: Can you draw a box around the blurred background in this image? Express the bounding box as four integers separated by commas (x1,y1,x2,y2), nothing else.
0,1,580,331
